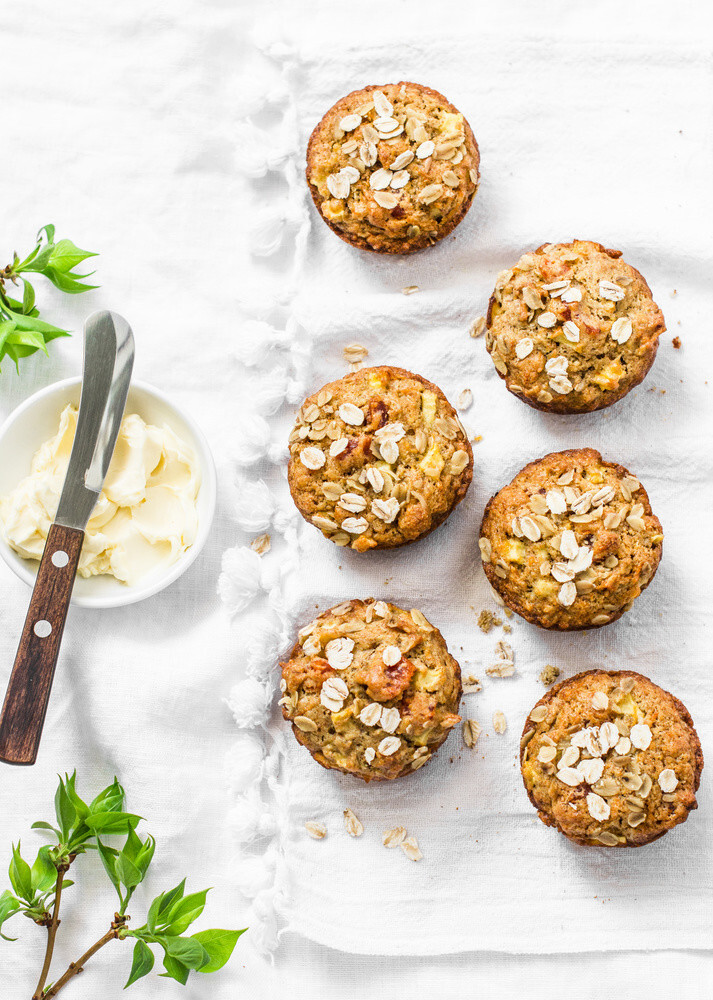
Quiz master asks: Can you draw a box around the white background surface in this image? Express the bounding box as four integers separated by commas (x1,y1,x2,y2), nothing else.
1,0,712,996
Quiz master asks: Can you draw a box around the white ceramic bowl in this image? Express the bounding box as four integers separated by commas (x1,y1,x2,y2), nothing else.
0,377,216,609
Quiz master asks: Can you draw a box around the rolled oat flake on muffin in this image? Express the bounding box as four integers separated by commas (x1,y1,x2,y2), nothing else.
483,240,666,413
306,82,480,254
288,366,473,551
479,448,663,630
280,598,462,782
520,670,703,847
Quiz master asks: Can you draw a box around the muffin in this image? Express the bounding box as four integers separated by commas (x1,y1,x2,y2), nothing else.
306,82,480,254
484,240,665,413
280,599,462,781
479,449,663,630
520,670,703,847
288,366,473,551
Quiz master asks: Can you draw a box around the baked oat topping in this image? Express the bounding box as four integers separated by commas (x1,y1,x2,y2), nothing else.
281,599,461,782
288,366,473,551
483,240,665,414
479,449,663,630
521,670,703,847
306,82,480,254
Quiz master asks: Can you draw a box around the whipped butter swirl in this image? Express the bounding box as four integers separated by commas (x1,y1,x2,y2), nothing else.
0,405,200,585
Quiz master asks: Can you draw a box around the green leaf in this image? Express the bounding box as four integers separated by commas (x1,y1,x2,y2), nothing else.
121,825,143,862
115,853,143,891
64,771,89,820
89,778,125,815
84,811,142,835
9,843,33,902
124,938,154,988
54,778,76,841
7,307,67,336
38,223,56,244
31,847,57,894
48,238,97,272
7,328,49,355
29,822,59,836
42,266,97,295
136,835,155,878
21,279,35,314
163,935,210,971
159,953,189,985
191,929,245,974
96,840,120,895
0,320,17,356
19,241,57,274
146,878,184,934
157,879,186,918
163,890,209,936
0,889,22,940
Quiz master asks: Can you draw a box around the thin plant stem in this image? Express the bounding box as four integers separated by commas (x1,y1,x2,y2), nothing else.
41,915,127,999
32,864,69,1000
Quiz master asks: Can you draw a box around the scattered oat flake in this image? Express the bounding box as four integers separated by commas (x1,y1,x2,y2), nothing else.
470,316,486,338
492,711,507,734
539,665,560,686
477,609,501,633
382,826,407,848
343,808,364,837
402,285,420,295
250,533,271,555
487,662,515,678
463,719,481,747
457,388,473,411
400,836,423,861
305,821,326,840
462,675,482,694
343,342,368,364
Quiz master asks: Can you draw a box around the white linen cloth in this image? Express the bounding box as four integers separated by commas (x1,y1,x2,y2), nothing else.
221,5,713,961
1,1,712,997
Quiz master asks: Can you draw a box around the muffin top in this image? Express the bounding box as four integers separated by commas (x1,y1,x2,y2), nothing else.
479,449,663,630
485,240,665,413
288,366,473,551
520,670,703,847
306,82,479,253
280,599,462,781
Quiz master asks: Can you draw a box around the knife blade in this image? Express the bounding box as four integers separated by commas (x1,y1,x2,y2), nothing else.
56,310,135,529
0,311,135,765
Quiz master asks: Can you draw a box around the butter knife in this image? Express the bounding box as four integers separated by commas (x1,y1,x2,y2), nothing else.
0,311,135,765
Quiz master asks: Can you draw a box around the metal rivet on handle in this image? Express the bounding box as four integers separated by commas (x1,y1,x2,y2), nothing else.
51,551,69,568
33,620,52,638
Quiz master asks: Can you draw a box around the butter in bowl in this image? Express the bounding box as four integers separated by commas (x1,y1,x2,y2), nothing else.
0,378,216,608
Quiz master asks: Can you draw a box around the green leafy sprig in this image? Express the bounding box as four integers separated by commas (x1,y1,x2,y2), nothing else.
0,772,245,998
0,225,97,372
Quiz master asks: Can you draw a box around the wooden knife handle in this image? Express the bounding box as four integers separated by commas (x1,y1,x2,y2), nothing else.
0,523,84,766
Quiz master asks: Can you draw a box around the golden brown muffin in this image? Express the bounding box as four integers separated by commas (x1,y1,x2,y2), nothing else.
306,82,480,254
479,449,663,630
484,240,665,413
288,366,473,551
280,599,462,781
520,670,703,847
